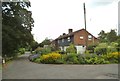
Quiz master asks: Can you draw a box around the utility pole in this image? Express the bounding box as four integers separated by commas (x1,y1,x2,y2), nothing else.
83,3,88,48
83,3,86,30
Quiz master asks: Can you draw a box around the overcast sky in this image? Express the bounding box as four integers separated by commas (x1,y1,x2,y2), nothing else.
29,0,119,43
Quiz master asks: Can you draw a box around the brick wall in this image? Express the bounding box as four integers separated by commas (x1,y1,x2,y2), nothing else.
74,29,99,46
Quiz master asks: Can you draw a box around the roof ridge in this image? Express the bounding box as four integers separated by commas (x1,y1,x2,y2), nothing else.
56,28,98,40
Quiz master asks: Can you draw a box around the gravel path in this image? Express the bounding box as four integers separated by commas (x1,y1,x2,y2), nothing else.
2,52,118,79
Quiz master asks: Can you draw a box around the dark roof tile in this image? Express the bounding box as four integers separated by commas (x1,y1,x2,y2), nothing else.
55,28,98,40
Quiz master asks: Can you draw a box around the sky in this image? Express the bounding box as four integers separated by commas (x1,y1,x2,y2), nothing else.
29,0,119,43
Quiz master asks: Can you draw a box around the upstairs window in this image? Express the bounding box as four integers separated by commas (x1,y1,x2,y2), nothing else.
68,37,70,41
88,35,92,40
80,36,84,39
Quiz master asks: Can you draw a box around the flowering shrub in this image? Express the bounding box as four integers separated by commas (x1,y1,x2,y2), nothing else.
112,52,119,57
102,52,120,63
31,51,119,64
40,52,63,64
80,52,120,64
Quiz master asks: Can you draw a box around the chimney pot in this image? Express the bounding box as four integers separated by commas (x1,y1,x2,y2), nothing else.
68,29,73,33
63,33,66,35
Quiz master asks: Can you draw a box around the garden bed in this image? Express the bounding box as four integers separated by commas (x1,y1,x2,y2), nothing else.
29,52,119,64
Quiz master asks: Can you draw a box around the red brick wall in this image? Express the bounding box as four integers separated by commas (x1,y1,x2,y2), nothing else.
74,29,99,46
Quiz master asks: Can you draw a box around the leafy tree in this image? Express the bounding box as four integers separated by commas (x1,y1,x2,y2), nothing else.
98,29,117,43
31,41,39,51
107,29,117,43
98,30,107,43
2,1,34,57
39,38,51,47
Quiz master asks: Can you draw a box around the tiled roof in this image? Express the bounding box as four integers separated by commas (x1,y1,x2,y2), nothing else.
56,32,74,40
55,28,98,40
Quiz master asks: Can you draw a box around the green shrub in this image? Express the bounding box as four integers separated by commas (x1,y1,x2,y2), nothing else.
77,54,110,64
85,50,90,55
64,54,79,64
95,47,107,55
55,59,64,64
77,54,86,64
94,43,108,55
34,58,41,63
94,42,118,55
35,47,52,55
107,42,118,53
101,52,119,63
84,57,110,64
32,49,119,64
30,57,37,62
87,45,97,53
18,48,25,54
66,43,77,54
31,51,36,54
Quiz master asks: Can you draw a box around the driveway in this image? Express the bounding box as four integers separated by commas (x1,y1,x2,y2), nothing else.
2,52,118,79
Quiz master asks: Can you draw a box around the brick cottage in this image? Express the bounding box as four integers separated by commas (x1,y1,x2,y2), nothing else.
52,29,99,54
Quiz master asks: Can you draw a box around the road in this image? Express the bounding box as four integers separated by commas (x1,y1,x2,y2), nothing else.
2,52,118,79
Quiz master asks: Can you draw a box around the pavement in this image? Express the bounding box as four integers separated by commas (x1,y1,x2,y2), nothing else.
2,52,119,79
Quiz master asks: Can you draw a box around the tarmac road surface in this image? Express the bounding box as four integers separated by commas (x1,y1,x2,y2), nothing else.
2,52,118,79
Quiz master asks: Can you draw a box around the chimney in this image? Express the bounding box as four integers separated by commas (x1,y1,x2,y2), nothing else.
68,29,73,33
63,33,66,35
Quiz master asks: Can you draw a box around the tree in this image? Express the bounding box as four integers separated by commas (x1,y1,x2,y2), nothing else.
31,41,39,51
107,29,117,43
98,29,117,43
2,1,34,57
98,30,107,43
39,38,51,47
